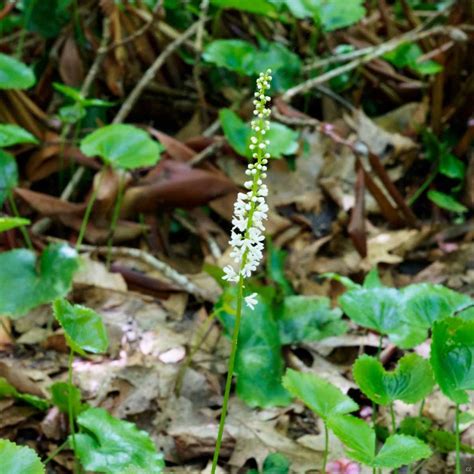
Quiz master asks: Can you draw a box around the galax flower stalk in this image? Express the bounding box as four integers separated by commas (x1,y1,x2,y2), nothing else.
211,69,272,473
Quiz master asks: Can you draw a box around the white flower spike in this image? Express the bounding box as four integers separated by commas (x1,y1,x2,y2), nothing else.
223,69,272,309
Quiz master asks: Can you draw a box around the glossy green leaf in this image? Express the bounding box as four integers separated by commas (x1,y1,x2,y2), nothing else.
431,317,474,404
373,434,432,468
266,239,293,296
285,0,365,31
0,377,49,410
353,354,434,405
278,295,346,344
50,382,84,417
0,439,45,474
220,109,298,159
262,452,290,473
203,40,257,75
210,0,278,16
329,415,431,468
328,415,375,465
439,152,466,180
339,287,400,334
59,104,86,124
322,272,360,290
0,53,36,89
53,299,109,354
0,124,38,147
217,287,291,407
0,217,30,233
282,369,358,419
53,82,84,102
0,149,18,206
363,268,382,288
80,124,164,170
0,244,79,318
23,0,72,38
383,42,442,75
74,407,164,473
427,190,467,213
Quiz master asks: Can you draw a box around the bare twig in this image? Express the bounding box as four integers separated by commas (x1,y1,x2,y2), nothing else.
112,20,201,124
289,25,464,101
189,138,224,167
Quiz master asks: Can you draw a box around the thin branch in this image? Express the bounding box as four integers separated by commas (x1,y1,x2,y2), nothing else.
112,20,201,124
286,25,464,101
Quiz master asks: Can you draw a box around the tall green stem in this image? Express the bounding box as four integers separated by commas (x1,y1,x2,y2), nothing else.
455,404,461,474
8,192,33,250
67,349,78,474
322,422,329,473
211,275,244,474
106,174,125,268
371,335,384,428
76,169,106,249
390,403,396,433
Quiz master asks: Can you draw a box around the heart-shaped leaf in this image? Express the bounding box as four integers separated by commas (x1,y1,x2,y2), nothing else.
73,407,164,473
0,217,30,233
203,39,257,75
277,295,346,344
0,124,38,147
282,369,358,419
0,244,79,318
53,299,109,354
353,354,435,405
217,286,291,407
0,439,45,474
80,124,164,170
0,377,49,410
0,149,18,206
0,53,36,89
219,108,298,159
431,317,474,404
328,415,432,468
339,287,400,334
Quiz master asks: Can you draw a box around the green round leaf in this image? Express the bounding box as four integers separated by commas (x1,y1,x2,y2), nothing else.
50,382,84,416
282,369,358,419
0,124,38,147
339,287,400,334
0,54,36,90
203,39,257,75
80,124,164,170
0,149,18,206
374,434,432,468
262,452,290,474
0,217,30,233
277,295,346,344
74,407,164,473
0,244,79,318
431,317,474,404
53,299,109,354
353,354,435,405
0,439,45,474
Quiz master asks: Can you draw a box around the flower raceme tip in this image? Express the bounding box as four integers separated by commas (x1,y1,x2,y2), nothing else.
222,70,272,310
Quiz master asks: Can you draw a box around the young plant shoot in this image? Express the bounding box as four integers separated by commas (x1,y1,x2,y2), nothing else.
211,69,272,473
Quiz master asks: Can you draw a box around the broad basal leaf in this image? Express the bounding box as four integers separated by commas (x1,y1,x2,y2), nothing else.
80,124,164,170
282,369,358,419
0,53,36,89
0,124,38,147
0,377,49,410
0,217,30,233
339,287,400,334
217,286,291,407
266,239,293,296
203,39,257,75
353,354,434,405
373,434,432,468
53,299,109,354
0,149,18,206
431,317,474,404
0,244,79,318
74,407,164,473
328,415,432,468
0,439,45,474
220,108,298,159
277,295,346,344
